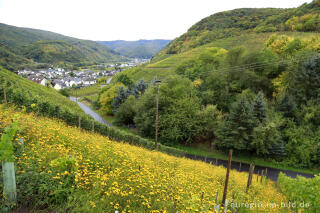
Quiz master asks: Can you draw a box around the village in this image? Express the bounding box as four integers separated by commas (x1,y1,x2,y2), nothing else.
17,59,149,90
18,68,115,90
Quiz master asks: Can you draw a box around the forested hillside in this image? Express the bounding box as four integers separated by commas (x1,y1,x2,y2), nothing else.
99,39,171,58
95,0,320,172
163,0,320,54
0,23,125,71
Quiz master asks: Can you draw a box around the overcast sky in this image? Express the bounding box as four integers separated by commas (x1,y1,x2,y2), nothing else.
0,0,313,41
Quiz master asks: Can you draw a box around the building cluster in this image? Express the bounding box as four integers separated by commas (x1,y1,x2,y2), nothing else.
18,68,119,90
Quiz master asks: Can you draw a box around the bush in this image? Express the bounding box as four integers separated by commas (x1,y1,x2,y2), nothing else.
59,89,70,97
278,173,320,213
114,95,137,125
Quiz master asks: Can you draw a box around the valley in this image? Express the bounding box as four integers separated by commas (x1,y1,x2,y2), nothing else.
1,0,320,212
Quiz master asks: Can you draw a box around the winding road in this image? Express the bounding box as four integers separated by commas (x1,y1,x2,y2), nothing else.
69,96,315,181
186,154,314,182
69,96,112,127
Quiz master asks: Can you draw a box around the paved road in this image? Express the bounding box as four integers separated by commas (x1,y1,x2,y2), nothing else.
186,154,314,182
106,77,113,84
69,97,112,127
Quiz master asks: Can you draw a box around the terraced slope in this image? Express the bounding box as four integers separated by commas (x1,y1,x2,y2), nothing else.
0,66,83,113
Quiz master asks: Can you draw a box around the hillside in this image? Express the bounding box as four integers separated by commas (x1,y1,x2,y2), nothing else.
0,23,125,71
162,0,320,54
0,105,290,212
94,0,320,176
98,39,171,59
118,31,319,82
0,66,84,114
0,66,183,157
115,1,320,82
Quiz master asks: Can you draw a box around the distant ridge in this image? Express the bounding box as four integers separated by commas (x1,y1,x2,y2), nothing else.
98,39,171,59
0,23,126,71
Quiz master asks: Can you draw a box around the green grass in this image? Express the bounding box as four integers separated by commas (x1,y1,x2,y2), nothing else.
69,82,107,97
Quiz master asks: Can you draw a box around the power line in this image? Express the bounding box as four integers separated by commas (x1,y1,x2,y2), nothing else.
144,52,318,84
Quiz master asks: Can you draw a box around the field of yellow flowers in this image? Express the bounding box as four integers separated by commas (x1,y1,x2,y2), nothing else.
0,105,290,212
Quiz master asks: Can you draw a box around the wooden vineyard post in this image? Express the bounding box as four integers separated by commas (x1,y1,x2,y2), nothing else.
257,170,259,182
92,120,94,132
200,192,204,211
78,116,81,128
214,191,220,211
246,164,255,193
239,162,242,171
215,191,219,204
261,170,264,183
265,168,268,179
222,149,233,207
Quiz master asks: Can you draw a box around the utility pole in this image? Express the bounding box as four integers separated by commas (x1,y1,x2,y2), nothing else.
4,86,7,104
154,80,161,150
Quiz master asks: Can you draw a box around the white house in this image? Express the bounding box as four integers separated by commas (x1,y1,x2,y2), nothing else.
27,75,48,86
52,80,66,90
83,78,96,86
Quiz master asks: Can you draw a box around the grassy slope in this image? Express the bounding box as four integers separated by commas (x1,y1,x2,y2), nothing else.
119,32,320,83
0,66,84,114
0,105,289,212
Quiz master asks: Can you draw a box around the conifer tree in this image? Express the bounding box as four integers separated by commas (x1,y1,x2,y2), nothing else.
132,79,148,98
222,97,256,151
278,93,296,119
112,86,128,112
252,91,267,123
292,55,320,103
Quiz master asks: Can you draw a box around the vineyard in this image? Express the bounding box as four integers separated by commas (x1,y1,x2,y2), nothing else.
0,105,293,212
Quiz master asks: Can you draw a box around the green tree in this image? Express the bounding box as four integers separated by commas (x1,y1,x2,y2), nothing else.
116,74,134,88
159,97,202,144
219,97,256,151
112,86,128,112
99,83,123,115
114,95,137,125
132,79,148,98
291,55,320,103
198,105,224,142
251,120,281,156
134,76,198,144
278,93,297,119
252,91,267,123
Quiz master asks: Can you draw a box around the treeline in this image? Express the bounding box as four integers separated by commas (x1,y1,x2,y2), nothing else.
100,34,320,169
